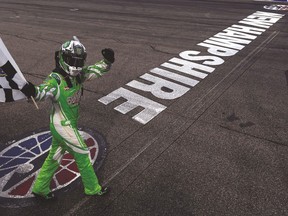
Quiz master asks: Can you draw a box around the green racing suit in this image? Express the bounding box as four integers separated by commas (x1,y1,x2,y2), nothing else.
32,59,110,196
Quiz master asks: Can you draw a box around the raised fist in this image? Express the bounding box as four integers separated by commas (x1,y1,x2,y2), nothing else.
101,48,115,63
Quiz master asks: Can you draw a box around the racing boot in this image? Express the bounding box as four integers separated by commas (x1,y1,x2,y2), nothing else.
93,187,109,196
32,191,56,200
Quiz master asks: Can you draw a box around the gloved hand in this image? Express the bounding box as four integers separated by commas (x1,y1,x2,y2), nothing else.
101,48,115,64
21,81,36,98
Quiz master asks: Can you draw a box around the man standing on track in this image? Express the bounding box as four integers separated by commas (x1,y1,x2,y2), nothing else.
21,37,115,199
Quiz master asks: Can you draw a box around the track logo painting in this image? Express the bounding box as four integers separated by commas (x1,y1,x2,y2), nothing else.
0,128,107,207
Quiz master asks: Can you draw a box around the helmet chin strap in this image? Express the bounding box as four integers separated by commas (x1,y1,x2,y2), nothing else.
68,66,82,77
61,60,81,77
54,65,83,89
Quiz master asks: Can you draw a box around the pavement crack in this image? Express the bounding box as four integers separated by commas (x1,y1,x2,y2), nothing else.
34,36,61,44
0,32,38,42
219,125,288,148
149,45,176,55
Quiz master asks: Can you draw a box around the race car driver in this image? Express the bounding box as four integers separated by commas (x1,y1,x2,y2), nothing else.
21,37,114,199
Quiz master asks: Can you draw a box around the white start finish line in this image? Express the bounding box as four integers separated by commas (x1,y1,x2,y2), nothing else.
99,11,284,124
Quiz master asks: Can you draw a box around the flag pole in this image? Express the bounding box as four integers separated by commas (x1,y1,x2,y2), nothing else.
30,96,39,110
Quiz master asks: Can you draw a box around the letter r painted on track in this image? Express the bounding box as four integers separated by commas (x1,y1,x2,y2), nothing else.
126,73,190,100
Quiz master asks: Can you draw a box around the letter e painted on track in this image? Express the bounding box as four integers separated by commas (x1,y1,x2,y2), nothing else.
98,87,166,124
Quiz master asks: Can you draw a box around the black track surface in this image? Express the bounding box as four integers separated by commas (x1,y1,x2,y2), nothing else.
1,0,288,215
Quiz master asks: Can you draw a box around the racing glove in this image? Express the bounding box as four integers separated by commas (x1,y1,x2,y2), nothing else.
102,48,115,64
21,81,36,98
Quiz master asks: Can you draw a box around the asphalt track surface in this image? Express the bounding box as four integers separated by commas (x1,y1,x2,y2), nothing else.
1,0,288,215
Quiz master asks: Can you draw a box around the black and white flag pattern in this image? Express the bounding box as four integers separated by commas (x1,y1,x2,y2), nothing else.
0,38,27,102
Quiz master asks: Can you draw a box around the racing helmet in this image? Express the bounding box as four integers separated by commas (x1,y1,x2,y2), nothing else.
59,39,87,76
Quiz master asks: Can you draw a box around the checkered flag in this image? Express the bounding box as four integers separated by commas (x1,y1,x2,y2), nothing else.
0,38,27,102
